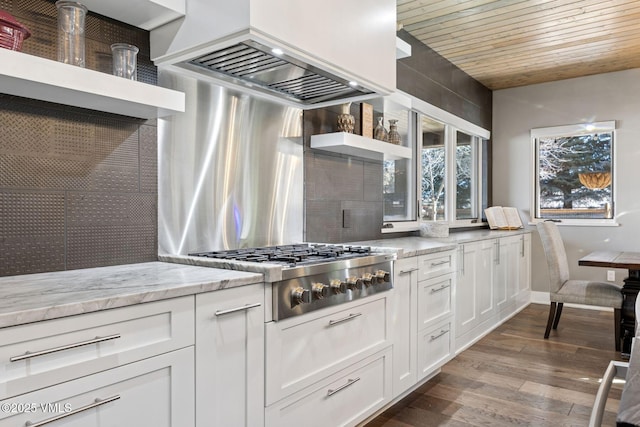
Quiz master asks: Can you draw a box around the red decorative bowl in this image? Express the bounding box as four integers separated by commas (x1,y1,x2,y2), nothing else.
0,10,30,51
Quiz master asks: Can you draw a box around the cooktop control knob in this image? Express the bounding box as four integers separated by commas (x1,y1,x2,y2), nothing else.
292,287,311,305
347,276,363,290
362,273,374,287
330,279,347,294
312,282,329,299
375,270,390,283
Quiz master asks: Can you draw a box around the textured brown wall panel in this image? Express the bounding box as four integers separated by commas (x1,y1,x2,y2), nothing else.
0,0,158,276
397,30,492,131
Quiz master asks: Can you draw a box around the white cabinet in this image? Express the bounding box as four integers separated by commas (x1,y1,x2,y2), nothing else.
455,233,532,353
0,347,194,427
391,257,418,396
0,49,185,119
417,320,452,379
418,275,454,329
265,349,392,427
518,234,532,303
0,298,195,427
265,293,390,405
196,284,265,427
415,250,456,382
0,297,194,398
391,250,456,396
476,240,496,326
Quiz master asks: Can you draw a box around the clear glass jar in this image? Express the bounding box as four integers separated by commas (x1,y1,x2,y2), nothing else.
111,43,139,80
56,1,87,67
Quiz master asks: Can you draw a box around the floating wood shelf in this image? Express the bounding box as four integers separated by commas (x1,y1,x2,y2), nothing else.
0,49,185,119
310,132,412,161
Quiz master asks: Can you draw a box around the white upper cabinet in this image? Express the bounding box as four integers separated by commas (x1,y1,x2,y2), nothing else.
81,0,185,30
0,49,185,119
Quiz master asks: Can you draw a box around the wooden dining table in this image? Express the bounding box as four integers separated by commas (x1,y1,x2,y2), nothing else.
579,251,640,357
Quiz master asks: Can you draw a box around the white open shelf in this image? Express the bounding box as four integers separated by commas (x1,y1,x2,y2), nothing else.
310,132,412,161
0,49,185,119
81,0,185,31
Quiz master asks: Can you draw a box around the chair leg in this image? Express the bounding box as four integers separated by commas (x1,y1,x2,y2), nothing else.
614,308,621,352
545,302,557,339
552,302,564,330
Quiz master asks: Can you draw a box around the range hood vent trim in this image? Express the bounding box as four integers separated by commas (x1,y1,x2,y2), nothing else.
184,40,374,105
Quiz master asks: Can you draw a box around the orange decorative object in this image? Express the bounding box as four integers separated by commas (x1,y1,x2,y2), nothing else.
0,10,30,51
578,172,611,189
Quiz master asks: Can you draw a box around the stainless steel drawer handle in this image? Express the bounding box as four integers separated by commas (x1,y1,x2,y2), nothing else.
10,334,121,362
328,312,362,326
430,329,449,341
215,302,262,316
399,268,418,275
430,284,450,294
24,395,120,427
327,377,360,397
430,260,449,267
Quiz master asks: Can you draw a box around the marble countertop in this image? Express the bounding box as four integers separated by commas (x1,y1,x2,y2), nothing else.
352,228,533,258
159,254,283,282
0,262,263,329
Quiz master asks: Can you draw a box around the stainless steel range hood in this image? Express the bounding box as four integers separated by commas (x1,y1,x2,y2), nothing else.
150,0,396,109
180,40,374,106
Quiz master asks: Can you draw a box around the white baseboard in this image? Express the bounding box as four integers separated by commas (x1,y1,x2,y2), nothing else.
530,291,613,312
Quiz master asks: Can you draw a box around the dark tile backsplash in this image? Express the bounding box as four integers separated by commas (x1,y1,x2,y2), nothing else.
303,107,384,243
0,0,157,276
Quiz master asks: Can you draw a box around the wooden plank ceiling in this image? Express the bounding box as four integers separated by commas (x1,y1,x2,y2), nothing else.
397,0,640,90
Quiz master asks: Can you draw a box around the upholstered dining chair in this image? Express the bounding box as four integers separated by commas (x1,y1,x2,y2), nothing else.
536,221,623,350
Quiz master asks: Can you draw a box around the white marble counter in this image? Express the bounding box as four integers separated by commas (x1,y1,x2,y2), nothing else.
159,254,283,282
0,262,263,328
352,227,533,258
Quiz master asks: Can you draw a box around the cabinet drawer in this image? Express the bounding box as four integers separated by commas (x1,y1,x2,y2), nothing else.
418,274,453,330
417,251,455,281
265,294,390,405
0,296,194,398
0,347,194,427
417,320,452,380
265,348,392,427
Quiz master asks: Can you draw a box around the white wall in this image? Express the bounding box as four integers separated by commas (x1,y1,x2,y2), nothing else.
493,68,640,292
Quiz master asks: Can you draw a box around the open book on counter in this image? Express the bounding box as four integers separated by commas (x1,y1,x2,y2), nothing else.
484,206,523,230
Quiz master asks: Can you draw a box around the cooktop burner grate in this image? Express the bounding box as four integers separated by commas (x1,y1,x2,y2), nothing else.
189,243,372,267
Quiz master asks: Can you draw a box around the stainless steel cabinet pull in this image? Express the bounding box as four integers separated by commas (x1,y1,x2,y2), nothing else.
460,245,465,274
521,236,525,257
430,260,449,267
430,329,449,341
328,312,362,326
399,268,418,275
327,377,360,397
430,284,450,293
215,302,262,316
10,334,121,362
24,395,120,427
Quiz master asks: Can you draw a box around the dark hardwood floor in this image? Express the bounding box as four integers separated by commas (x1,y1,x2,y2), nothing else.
365,303,625,427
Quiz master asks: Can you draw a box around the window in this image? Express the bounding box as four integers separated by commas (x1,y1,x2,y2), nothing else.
383,107,416,222
419,116,487,226
532,121,615,223
381,94,490,231
420,116,446,221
